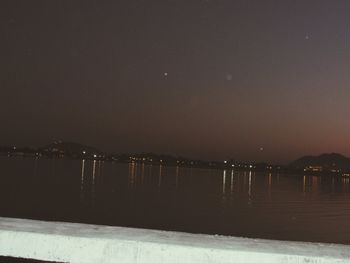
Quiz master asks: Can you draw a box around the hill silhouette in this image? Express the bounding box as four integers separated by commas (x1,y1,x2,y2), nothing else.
290,153,350,171
40,141,101,155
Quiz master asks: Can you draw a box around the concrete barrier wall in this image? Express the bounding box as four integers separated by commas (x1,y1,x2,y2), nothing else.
0,217,350,263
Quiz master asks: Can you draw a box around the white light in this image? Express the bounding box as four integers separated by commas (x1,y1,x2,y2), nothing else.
82,151,86,154
224,160,227,164
93,154,97,158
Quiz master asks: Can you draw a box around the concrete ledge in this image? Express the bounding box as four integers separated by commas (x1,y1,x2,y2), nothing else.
1,217,350,263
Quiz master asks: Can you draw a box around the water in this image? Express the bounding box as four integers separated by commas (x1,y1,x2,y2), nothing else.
1,156,350,244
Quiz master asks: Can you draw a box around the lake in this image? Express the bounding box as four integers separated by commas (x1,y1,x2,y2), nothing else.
1,156,350,244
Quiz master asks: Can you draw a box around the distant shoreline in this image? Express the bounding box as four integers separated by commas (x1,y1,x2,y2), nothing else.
1,152,349,178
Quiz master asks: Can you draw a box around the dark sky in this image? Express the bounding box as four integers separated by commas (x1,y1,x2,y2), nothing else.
1,1,350,164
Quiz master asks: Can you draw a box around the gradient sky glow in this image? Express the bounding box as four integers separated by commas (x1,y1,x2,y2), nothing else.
1,1,350,164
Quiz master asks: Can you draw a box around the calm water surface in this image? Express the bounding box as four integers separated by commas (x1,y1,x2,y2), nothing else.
1,157,350,244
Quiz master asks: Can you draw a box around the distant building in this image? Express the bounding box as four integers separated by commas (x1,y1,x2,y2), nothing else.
304,166,323,172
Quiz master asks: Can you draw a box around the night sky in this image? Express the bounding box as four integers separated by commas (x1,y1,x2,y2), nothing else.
1,1,350,164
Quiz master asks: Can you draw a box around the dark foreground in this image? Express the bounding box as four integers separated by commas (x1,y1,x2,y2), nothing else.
0,257,64,263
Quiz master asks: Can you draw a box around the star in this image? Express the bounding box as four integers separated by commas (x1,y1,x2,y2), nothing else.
226,74,233,81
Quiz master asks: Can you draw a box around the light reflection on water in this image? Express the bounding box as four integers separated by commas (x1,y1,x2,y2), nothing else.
1,157,350,244
80,159,85,201
158,165,162,187
222,170,226,195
